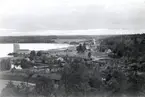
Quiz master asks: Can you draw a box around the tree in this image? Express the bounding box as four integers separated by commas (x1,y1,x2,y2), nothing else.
29,50,36,60
35,76,54,96
37,51,42,56
61,61,90,96
6,81,15,88
30,50,36,56
126,63,145,96
20,59,33,69
76,43,86,53
82,43,87,52
0,58,11,71
76,44,82,53
88,52,92,58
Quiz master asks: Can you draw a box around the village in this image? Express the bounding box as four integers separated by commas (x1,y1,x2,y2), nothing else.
0,34,145,97
0,38,112,88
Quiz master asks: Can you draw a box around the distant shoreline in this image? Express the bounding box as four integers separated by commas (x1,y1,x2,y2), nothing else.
0,35,111,43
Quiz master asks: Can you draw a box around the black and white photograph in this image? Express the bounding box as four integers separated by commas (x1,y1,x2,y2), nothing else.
0,0,145,97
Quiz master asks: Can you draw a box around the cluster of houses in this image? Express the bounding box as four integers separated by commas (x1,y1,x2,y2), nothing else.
1,39,112,72
12,40,112,70
0,40,114,90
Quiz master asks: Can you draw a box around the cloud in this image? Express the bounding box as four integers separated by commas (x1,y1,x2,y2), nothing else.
0,0,145,35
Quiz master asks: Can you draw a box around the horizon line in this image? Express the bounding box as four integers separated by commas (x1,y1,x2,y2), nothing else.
0,33,144,37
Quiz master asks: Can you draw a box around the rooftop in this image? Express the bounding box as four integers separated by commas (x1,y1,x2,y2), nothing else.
18,49,30,51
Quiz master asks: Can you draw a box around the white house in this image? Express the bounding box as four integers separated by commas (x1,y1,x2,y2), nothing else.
105,49,112,54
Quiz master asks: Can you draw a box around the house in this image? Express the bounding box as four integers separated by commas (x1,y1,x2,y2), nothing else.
57,57,64,62
17,49,30,55
33,56,43,63
105,49,112,54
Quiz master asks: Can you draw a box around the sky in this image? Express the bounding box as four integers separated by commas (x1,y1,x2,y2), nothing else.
0,0,145,36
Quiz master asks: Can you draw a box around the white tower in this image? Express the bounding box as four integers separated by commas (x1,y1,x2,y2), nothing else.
93,38,96,48
13,43,20,53
93,38,96,45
